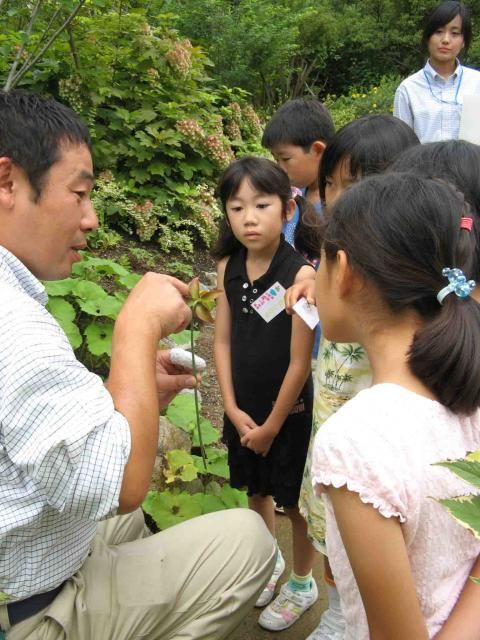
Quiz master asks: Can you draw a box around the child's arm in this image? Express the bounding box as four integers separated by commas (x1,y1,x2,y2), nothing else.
214,258,257,437
434,555,480,640
284,277,316,313
328,485,429,640
241,265,315,456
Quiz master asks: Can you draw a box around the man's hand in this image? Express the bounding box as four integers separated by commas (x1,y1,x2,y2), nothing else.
118,273,192,340
241,426,275,457
284,279,316,315
155,350,198,410
227,407,257,438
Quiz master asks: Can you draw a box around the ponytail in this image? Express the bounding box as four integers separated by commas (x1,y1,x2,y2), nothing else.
409,296,480,413
323,172,480,415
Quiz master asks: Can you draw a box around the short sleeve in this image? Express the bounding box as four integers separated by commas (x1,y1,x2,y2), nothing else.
393,84,414,128
311,392,413,522
0,304,131,520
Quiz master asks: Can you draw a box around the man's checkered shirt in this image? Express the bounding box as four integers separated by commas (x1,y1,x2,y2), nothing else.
394,60,480,143
0,247,131,600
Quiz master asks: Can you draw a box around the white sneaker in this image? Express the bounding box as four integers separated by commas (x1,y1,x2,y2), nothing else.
306,606,346,639
258,579,318,630
255,551,286,607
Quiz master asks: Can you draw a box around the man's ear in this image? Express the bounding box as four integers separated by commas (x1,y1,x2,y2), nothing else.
0,157,15,208
310,140,327,159
285,198,296,222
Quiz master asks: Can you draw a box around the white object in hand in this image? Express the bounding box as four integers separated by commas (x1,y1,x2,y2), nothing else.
170,348,207,371
293,297,319,329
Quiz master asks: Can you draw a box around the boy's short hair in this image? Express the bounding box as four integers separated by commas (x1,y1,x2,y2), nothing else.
262,98,335,151
422,1,472,51
0,90,91,200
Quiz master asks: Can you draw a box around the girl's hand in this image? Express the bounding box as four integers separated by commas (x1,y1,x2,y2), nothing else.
241,426,275,457
228,407,257,437
284,279,316,314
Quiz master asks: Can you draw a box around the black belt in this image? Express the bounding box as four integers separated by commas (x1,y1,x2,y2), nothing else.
5,582,64,627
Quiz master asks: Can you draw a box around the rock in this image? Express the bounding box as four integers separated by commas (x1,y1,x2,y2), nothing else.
157,415,192,455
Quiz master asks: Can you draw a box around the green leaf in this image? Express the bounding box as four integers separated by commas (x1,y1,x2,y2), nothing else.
78,295,123,319
165,394,196,432
43,279,76,296
196,493,225,514
436,458,480,489
84,322,113,357
142,490,203,529
220,484,248,508
192,418,220,447
170,329,199,346
163,450,198,484
117,273,142,289
439,495,480,539
192,446,229,479
47,297,76,323
72,280,108,301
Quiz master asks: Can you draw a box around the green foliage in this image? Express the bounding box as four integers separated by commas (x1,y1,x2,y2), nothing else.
143,484,247,530
166,393,220,447
45,253,140,371
437,452,480,540
326,76,400,130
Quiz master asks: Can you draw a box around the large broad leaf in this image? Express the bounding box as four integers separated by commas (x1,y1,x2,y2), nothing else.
47,298,82,349
169,329,200,347
192,446,229,479
84,322,113,357
192,418,220,447
78,295,123,319
439,495,480,539
219,484,248,509
436,457,480,489
165,394,196,431
117,273,142,289
195,492,225,514
142,490,203,530
163,450,198,484
72,280,107,301
43,278,76,296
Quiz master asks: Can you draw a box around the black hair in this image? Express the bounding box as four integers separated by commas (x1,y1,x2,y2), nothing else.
262,98,335,151
390,140,480,280
319,114,419,203
422,1,472,51
0,90,91,200
323,172,480,414
210,156,322,261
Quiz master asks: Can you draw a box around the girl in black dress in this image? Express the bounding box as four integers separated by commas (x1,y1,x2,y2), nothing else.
212,157,319,631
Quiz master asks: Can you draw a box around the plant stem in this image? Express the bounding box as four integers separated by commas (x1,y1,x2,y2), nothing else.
190,319,207,470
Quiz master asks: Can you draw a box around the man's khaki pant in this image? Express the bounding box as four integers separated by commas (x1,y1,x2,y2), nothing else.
0,508,275,639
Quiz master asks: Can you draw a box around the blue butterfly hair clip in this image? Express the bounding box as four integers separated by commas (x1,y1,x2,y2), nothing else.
437,267,476,305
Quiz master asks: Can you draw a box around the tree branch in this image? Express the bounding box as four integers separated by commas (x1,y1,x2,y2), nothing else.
4,0,44,91
8,0,87,90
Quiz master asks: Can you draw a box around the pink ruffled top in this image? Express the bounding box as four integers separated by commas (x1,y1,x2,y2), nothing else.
311,383,480,639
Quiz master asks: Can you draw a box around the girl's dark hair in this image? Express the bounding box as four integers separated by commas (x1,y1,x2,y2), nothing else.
323,172,480,414
422,1,472,51
211,156,321,261
319,114,419,203
390,140,480,280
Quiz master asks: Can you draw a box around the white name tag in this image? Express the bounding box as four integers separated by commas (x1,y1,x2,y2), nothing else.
251,282,286,322
293,297,319,329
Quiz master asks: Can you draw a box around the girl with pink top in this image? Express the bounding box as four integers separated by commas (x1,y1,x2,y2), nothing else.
311,172,480,639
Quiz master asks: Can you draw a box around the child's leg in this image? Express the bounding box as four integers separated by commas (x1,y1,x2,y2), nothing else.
258,506,318,631
250,495,285,608
248,494,275,536
284,505,316,576
306,555,345,640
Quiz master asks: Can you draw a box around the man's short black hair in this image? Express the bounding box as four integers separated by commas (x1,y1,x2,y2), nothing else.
422,1,472,51
262,98,335,151
0,90,91,200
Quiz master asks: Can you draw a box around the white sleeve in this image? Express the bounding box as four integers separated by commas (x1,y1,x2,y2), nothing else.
311,404,412,522
393,84,414,129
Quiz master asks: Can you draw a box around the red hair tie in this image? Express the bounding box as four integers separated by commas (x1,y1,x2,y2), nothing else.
461,217,473,231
